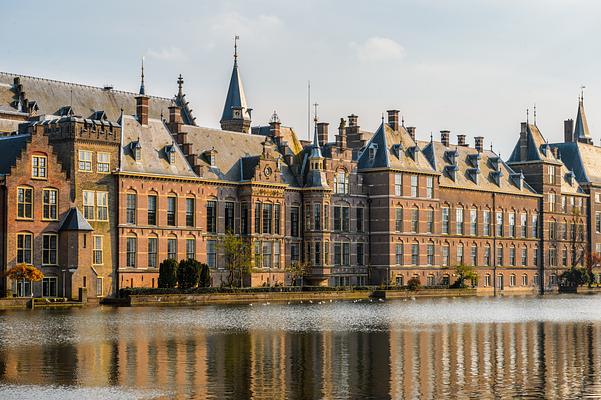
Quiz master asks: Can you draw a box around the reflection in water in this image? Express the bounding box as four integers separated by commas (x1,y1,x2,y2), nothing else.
1,296,601,399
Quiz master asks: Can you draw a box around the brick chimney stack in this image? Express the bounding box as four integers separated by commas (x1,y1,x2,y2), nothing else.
457,134,467,147
316,122,329,146
440,130,450,147
474,136,484,153
519,122,528,161
336,118,347,150
564,119,574,143
407,127,416,141
168,104,182,133
135,95,149,126
387,110,400,131
269,116,281,138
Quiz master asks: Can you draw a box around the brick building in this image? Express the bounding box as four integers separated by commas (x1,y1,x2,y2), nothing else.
0,49,597,298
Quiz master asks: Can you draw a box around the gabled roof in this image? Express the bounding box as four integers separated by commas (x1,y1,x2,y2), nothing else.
0,134,29,175
507,123,560,163
0,72,195,125
220,59,251,123
551,141,601,186
357,122,434,173
59,207,93,232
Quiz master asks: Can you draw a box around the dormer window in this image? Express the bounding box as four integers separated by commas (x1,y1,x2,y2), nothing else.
445,150,458,165
467,167,480,184
392,144,403,159
409,146,420,161
489,156,500,171
445,165,459,181
165,145,176,165
368,143,378,161
510,172,524,190
203,148,217,167
490,170,503,186
467,153,481,168
131,141,141,161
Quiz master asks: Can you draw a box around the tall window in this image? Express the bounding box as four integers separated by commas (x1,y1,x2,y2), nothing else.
167,196,177,226
342,206,350,232
17,187,33,219
313,203,321,231
42,234,58,265
126,237,137,267
167,238,177,260
147,237,157,268
17,233,33,264
410,175,418,197
241,203,249,235
32,155,47,178
549,221,557,240
427,243,434,265
78,150,92,172
411,243,419,265
549,192,556,212
323,204,329,231
456,207,464,235
334,206,350,232
83,190,95,220
93,235,103,265
186,238,195,260
323,241,329,266
483,210,491,236
520,213,527,237
509,212,516,237
532,215,539,238
548,165,556,184
395,208,403,232
126,193,137,224
274,204,281,234
357,243,364,266
356,207,364,232
426,176,434,199
497,246,503,266
291,207,300,237
521,247,528,266
42,188,58,220
470,209,477,236
496,211,503,236
207,240,217,268
335,171,349,194
225,202,235,233
342,242,350,265
304,204,310,231
274,241,281,268
263,203,273,234
207,201,217,233
147,195,157,225
471,245,477,266
314,241,321,266
395,243,403,265
509,246,516,266
334,243,342,265
457,244,464,265
442,245,450,267
533,246,539,267
484,245,491,266
186,198,195,227
410,209,419,233
549,246,557,266
394,173,402,196
97,152,110,173
97,192,108,221
426,209,434,233
442,207,450,234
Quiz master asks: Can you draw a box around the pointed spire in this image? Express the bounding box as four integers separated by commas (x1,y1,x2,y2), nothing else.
574,86,592,142
177,74,184,97
234,35,239,66
220,36,251,132
533,103,537,126
139,57,145,95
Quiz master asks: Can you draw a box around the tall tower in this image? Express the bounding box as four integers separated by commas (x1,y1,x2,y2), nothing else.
220,36,252,133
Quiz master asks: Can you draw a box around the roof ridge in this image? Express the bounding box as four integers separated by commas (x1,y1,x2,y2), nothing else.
0,71,174,101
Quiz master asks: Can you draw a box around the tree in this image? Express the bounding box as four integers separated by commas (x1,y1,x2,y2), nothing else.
5,264,44,297
177,259,201,289
221,232,252,287
452,263,478,288
407,276,421,291
285,260,312,287
198,263,211,288
560,267,587,287
585,251,601,287
158,259,178,288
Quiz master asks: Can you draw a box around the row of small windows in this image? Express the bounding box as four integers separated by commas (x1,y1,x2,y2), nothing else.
394,173,434,198
303,241,365,266
394,273,540,288
302,204,365,233
17,187,58,220
547,191,585,214
78,150,111,173
394,242,539,268
16,233,104,266
548,220,585,242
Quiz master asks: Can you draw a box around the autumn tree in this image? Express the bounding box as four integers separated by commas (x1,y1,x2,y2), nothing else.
5,264,44,297
452,263,478,288
221,232,252,287
285,260,312,287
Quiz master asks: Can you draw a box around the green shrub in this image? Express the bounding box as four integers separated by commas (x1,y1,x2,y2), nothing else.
198,263,211,288
407,277,421,291
178,259,201,289
158,259,178,288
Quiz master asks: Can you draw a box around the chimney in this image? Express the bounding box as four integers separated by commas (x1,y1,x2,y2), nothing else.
336,118,347,150
168,105,183,133
387,110,399,131
135,95,149,126
316,122,329,147
519,122,528,160
440,130,450,147
348,114,358,127
474,136,484,153
564,119,574,143
407,127,416,141
270,119,281,138
457,134,467,147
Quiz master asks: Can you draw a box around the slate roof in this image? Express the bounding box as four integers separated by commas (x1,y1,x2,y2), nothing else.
551,141,601,186
421,140,539,196
507,123,561,164
220,59,251,123
574,98,591,142
251,125,304,155
0,134,29,175
357,123,435,174
58,207,93,231
119,115,197,178
0,72,195,124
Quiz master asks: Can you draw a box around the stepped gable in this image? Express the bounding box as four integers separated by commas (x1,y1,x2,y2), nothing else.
119,115,196,178
0,72,194,124
0,134,30,174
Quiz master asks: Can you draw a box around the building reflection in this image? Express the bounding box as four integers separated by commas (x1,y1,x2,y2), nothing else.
1,313,601,399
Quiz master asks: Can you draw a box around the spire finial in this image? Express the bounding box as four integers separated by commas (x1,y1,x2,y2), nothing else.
177,74,184,97
234,35,240,65
313,102,319,124
381,112,385,124
533,103,537,126
401,115,405,127
430,132,433,142
526,107,529,124
581,85,586,102
139,56,145,95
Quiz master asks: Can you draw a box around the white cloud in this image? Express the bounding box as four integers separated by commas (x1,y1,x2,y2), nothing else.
146,46,187,61
350,37,405,63
210,12,283,38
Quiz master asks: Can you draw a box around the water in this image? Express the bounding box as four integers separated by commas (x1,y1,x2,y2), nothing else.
1,295,601,399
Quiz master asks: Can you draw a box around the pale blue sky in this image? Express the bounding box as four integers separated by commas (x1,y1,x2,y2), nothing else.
2,0,601,155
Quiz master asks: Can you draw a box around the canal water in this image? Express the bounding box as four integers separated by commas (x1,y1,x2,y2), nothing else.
1,295,601,399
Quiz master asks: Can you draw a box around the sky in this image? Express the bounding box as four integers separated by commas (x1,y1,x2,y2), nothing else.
2,0,601,155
